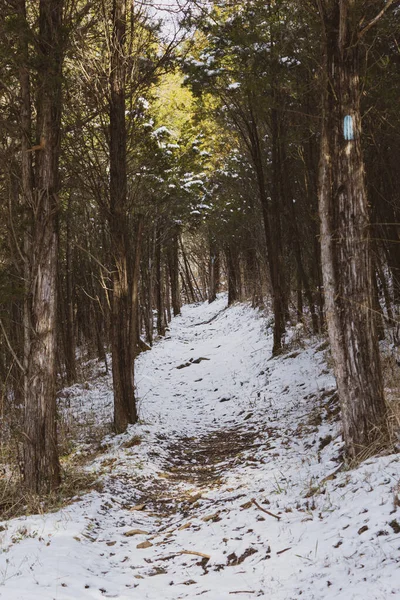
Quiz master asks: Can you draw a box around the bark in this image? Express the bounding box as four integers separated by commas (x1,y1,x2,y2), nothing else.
141,233,155,346
226,245,240,306
24,0,64,492
17,0,33,408
109,0,136,432
64,196,77,383
296,272,303,322
165,270,172,324
208,243,220,304
180,241,199,303
376,255,393,325
167,225,181,316
155,222,166,336
317,0,387,458
131,216,144,356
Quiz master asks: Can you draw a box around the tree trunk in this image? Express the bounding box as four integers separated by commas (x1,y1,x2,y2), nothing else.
208,243,220,303
24,0,64,493
248,106,286,354
180,241,198,302
226,245,240,306
17,0,33,413
141,232,155,346
131,216,144,356
109,0,136,432
168,225,181,316
155,223,166,336
64,195,77,383
318,1,387,458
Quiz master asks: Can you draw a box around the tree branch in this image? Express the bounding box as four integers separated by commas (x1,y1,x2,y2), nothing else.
0,318,25,373
358,0,395,40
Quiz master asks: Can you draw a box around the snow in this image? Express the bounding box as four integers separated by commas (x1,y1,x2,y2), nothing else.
151,126,173,137
1,296,399,599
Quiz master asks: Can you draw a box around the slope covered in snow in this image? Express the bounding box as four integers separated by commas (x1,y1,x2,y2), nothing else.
0,297,399,599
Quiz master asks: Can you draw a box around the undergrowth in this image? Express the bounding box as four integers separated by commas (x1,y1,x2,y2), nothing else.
0,466,102,521
0,376,112,521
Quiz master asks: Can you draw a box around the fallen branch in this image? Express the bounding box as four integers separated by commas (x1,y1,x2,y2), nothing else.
251,498,281,521
179,550,211,560
191,308,227,327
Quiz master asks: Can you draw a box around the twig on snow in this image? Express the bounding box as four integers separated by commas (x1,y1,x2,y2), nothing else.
251,498,281,521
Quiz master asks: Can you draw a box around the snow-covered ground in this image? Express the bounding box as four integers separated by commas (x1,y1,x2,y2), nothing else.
1,296,399,599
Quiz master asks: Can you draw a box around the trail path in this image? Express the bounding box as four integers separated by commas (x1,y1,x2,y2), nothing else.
1,297,399,599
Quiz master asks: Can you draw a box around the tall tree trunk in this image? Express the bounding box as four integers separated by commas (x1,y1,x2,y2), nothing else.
155,222,166,336
24,0,64,492
109,0,136,432
168,225,181,316
250,116,286,354
64,195,76,383
317,0,387,458
226,245,240,306
141,233,155,346
165,267,172,324
180,241,198,302
17,0,33,412
208,242,220,304
131,216,144,356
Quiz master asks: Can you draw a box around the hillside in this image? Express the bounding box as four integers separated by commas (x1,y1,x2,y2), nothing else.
1,297,399,600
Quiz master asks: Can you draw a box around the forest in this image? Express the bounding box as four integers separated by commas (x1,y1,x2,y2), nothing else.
0,1,399,598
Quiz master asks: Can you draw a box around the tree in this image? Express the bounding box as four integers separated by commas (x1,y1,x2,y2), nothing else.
316,0,394,458
108,0,138,432
23,0,65,492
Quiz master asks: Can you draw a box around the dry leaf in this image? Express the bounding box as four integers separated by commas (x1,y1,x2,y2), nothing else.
137,541,153,549
202,512,220,522
129,504,146,511
187,493,202,504
124,529,149,537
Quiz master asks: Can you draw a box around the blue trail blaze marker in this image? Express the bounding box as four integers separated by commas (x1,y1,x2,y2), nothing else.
344,115,354,141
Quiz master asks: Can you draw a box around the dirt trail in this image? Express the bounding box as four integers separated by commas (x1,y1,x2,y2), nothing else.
118,425,269,517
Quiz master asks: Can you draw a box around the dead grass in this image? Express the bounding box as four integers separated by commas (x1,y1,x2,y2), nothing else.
57,406,112,460
0,388,111,522
0,465,102,521
123,435,143,448
346,431,393,469
381,352,400,450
